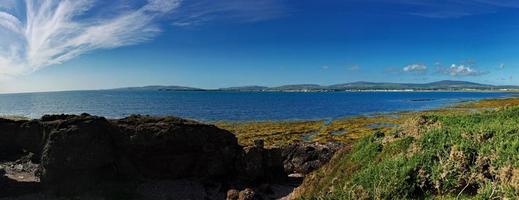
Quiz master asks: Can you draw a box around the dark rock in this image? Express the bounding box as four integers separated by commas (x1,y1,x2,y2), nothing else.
113,115,243,180
0,118,26,160
282,142,341,175
241,140,286,182
38,115,118,192
0,118,47,162
0,166,5,177
242,146,265,181
16,121,45,159
253,140,264,148
1,114,304,197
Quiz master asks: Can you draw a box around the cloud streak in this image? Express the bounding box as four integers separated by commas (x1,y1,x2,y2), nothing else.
403,63,427,73
438,64,488,76
171,0,288,26
367,0,519,18
0,0,180,78
0,0,289,78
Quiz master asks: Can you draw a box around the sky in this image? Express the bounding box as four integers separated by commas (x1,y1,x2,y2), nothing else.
1,0,519,93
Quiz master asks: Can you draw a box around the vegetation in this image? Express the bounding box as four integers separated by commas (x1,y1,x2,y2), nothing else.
217,98,519,148
216,120,325,147
295,98,519,199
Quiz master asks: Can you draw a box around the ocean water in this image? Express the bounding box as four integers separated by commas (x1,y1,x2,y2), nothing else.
0,91,513,121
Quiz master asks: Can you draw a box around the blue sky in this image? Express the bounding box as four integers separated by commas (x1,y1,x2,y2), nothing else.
1,0,519,92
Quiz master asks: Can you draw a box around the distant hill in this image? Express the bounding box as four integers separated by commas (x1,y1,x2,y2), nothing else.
326,80,516,91
111,85,205,91
109,80,519,92
219,86,269,91
269,84,326,91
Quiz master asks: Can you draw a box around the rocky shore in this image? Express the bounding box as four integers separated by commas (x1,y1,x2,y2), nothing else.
0,114,340,200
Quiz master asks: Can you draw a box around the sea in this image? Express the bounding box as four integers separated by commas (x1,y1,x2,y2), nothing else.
0,91,514,121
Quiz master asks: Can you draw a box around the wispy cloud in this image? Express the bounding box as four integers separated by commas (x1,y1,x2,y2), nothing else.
372,0,519,18
171,0,288,26
403,63,427,74
438,64,488,76
0,0,180,78
0,0,288,78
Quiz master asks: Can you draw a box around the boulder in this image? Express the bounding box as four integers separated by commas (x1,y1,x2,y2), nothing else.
16,121,45,159
0,118,25,160
240,140,286,182
0,118,46,161
113,115,243,180
282,142,341,175
38,115,118,191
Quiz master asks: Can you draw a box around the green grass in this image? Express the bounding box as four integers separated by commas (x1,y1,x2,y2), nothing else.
298,106,519,199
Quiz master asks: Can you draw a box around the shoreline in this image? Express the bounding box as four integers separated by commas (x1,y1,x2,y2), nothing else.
216,97,519,147
2,97,519,199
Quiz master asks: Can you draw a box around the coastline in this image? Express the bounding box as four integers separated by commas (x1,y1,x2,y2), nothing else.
2,97,519,199
216,97,519,148
295,97,519,199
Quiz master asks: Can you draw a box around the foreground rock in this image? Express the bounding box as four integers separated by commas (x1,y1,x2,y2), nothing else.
240,140,286,183
37,115,119,192
1,114,314,199
114,115,243,180
0,119,45,161
282,142,342,175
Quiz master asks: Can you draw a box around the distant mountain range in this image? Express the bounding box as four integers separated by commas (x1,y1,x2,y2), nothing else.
111,85,204,91
111,80,519,92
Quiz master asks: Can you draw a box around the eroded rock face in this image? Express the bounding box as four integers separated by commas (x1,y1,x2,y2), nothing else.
1,114,324,198
0,119,45,161
282,142,342,175
240,140,286,183
113,115,243,180
0,118,24,160
38,115,118,191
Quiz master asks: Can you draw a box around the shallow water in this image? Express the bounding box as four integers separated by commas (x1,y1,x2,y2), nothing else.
0,91,513,121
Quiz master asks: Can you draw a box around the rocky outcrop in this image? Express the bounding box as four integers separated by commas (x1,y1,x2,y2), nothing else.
0,114,292,195
0,119,44,161
113,115,243,180
37,115,119,192
240,140,286,182
0,114,342,199
282,142,342,175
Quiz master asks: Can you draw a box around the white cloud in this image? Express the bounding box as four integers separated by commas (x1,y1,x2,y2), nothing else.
499,63,505,69
348,64,360,71
403,64,427,73
439,64,488,76
0,0,180,78
321,65,329,70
